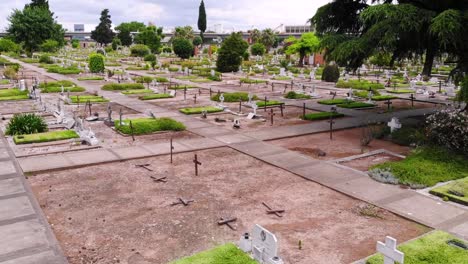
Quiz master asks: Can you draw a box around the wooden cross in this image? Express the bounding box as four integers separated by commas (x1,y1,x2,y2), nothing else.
303,103,306,118
150,176,167,183
193,94,197,104
239,99,242,113
384,99,393,111
262,202,284,218
280,103,284,117
218,217,237,230
199,88,202,95
264,96,268,112
193,154,201,176
135,164,152,171
269,109,276,126
209,88,212,97
328,110,336,140
129,120,135,141
330,91,337,100
170,198,194,207
184,87,187,100
170,137,174,164
409,94,415,108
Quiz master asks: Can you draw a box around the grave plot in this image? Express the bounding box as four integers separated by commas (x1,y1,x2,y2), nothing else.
196,105,314,132
363,98,439,112
28,148,429,264
147,88,215,111
270,127,411,160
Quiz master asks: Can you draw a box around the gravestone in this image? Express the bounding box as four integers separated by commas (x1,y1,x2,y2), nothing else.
347,88,354,101
169,90,176,97
310,68,316,80
19,79,26,91
247,104,258,119
367,90,374,104
387,117,402,133
376,236,404,264
309,85,320,98
279,68,286,77
239,224,284,264
248,93,254,106
211,69,215,77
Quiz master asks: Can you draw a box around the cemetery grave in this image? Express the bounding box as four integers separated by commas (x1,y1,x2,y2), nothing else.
28,148,429,264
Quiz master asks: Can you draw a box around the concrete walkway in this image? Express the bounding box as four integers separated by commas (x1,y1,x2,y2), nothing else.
0,131,67,264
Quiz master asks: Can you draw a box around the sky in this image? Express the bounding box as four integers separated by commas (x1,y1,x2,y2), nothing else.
0,0,329,32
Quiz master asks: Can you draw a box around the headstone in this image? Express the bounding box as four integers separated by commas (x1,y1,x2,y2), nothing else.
233,119,241,129
211,69,215,77
19,80,26,91
239,224,284,264
310,68,316,80
410,80,417,89
347,88,354,101
279,68,286,77
387,117,402,133
376,236,404,264
169,90,176,97
248,93,253,106
79,127,99,146
367,90,374,104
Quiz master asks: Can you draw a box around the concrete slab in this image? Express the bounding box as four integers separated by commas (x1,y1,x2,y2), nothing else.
0,161,16,176
64,149,119,166
112,146,153,160
0,250,62,264
260,151,320,170
214,133,255,144
18,155,72,173
182,120,212,129
290,163,364,186
0,178,25,197
190,126,233,137
229,141,285,157
0,196,34,222
448,221,468,240
386,195,466,227
178,138,225,150
0,219,49,256
141,141,190,155
334,177,409,203
0,148,9,160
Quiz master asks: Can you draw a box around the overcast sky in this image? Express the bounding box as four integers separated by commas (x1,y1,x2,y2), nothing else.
0,0,329,32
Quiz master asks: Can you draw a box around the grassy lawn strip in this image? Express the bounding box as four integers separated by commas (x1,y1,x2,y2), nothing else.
121,89,154,95
274,76,292,80
284,91,311,99
386,89,414,94
371,146,468,187
318,98,349,105
14,130,79,144
336,80,384,90
46,65,81,75
211,92,258,102
0,89,28,97
302,112,345,121
139,94,173,100
176,76,198,80
102,83,145,91
170,85,199,90
77,76,104,81
191,78,212,83
134,76,169,83
240,78,268,84
256,100,283,107
0,80,10,85
179,106,223,115
69,95,109,103
40,86,85,93
430,177,468,206
338,101,375,109
0,95,30,101
170,243,258,264
366,231,468,264
372,95,398,101
114,118,185,135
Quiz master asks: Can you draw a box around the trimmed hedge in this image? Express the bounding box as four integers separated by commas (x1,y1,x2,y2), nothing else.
14,130,79,145
336,80,384,90
211,92,257,102
318,99,349,105
284,91,311,99
139,94,173,100
121,89,153,95
114,118,185,135
256,100,283,107
102,83,145,91
302,112,345,121
240,78,268,84
338,102,375,109
69,95,109,103
179,106,224,115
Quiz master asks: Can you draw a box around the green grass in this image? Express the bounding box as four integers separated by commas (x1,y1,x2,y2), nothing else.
0,95,30,101
284,91,311,99
170,243,258,264
302,112,345,121
338,101,376,109
366,231,468,264
114,118,185,135
190,78,212,83
274,76,292,80
211,92,258,102
0,89,28,97
39,80,76,88
371,146,468,187
430,177,468,206
121,89,154,95
372,95,398,101
102,83,145,91
13,130,79,145
179,106,224,115
336,80,384,90
77,76,105,81
318,99,350,105
240,78,268,84
125,66,147,71
256,100,283,107
0,80,10,85
134,76,169,83
40,86,85,93
69,95,109,103
386,89,414,94
176,75,198,80
46,65,81,75
170,85,199,90
139,94,173,100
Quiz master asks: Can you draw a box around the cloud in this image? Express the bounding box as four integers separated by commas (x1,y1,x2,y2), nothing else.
0,0,329,32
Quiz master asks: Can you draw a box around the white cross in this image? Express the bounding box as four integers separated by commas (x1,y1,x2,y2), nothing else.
377,236,404,264
387,117,402,133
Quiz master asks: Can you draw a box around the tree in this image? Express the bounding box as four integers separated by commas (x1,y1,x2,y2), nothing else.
260,29,277,51
173,26,194,40
40,39,59,52
7,3,64,53
91,9,115,46
112,38,121,50
134,26,164,53
369,51,392,69
0,38,20,53
25,0,49,9
250,29,262,43
285,33,320,66
197,0,207,40
458,76,468,111
130,44,150,57
89,53,105,73
250,42,266,56
193,36,203,46
115,21,146,46
216,32,249,72
172,38,193,59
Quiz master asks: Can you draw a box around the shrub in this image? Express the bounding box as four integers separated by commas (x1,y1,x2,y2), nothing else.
302,112,345,120
39,54,53,64
284,91,311,99
102,83,145,91
3,67,18,80
426,109,468,154
69,95,109,103
139,94,173,100
131,44,151,57
0,38,20,53
256,100,283,107
71,39,79,48
162,46,172,53
179,106,223,115
112,38,121,50
250,42,266,56
40,39,60,53
88,53,105,73
6,113,47,136
144,54,156,62
318,99,349,105
46,65,81,74
172,38,194,59
321,64,340,82
192,36,203,46
336,80,384,90
338,101,375,109
390,127,426,146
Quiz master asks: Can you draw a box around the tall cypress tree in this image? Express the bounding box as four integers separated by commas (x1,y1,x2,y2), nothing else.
197,0,207,41
91,9,115,46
